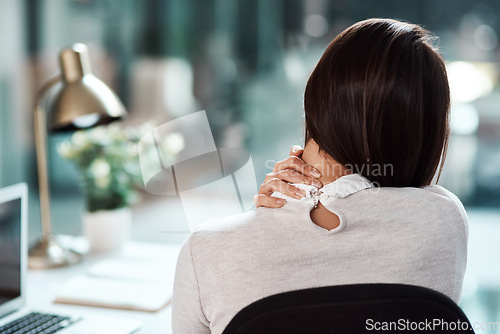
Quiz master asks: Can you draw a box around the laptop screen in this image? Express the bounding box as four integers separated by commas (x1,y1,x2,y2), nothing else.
0,198,21,306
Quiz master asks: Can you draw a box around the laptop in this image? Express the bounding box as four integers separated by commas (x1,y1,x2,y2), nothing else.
0,183,142,334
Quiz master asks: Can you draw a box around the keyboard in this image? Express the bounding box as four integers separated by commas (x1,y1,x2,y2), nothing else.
0,312,76,334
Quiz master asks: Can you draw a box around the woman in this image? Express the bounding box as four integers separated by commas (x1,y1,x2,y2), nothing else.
172,18,468,333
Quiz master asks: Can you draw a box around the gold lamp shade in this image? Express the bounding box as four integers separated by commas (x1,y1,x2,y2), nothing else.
48,43,126,132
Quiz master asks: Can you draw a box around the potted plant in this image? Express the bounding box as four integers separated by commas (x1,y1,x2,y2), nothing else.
58,123,145,252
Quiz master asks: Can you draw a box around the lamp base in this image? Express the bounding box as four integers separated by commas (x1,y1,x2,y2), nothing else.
28,235,83,269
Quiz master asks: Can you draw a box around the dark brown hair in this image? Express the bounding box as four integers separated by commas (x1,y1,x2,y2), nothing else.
304,18,450,187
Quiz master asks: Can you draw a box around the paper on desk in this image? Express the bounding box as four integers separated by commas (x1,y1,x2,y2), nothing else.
87,258,172,282
55,275,170,312
54,244,179,312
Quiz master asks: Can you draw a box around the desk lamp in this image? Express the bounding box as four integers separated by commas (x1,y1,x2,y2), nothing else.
29,43,126,269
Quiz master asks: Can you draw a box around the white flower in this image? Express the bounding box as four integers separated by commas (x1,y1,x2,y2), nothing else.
72,131,88,148
90,159,111,189
57,141,73,158
107,123,125,141
90,158,111,178
94,175,111,189
89,126,109,143
127,143,138,157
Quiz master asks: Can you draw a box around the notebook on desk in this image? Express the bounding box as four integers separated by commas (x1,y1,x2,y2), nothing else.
54,250,177,312
0,183,142,334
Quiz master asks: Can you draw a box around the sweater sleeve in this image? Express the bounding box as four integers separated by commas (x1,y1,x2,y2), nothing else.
172,237,210,334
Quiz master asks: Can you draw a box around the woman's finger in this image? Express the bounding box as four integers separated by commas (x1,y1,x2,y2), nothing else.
259,178,306,199
273,156,322,178
254,194,286,208
289,145,304,157
268,169,322,188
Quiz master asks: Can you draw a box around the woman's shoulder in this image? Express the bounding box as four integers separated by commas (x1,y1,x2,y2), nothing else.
421,185,468,232
188,210,272,246
360,184,466,216
191,210,257,235
358,184,469,237
422,185,467,217
184,209,292,269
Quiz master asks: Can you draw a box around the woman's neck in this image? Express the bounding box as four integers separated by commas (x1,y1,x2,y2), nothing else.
301,139,350,186
301,140,347,230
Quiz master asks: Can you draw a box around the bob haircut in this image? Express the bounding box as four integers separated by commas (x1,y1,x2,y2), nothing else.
304,18,450,187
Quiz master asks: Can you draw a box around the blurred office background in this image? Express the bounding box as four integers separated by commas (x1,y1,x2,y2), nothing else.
0,0,499,330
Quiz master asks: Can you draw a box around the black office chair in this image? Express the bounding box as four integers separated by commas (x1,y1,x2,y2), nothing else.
223,283,474,334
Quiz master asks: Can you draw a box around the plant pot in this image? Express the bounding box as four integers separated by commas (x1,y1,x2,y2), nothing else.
83,207,132,253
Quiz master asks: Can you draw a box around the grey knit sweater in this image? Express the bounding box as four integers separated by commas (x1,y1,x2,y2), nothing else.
172,174,468,334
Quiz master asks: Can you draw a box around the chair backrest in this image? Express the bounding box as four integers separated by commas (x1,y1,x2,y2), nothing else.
223,283,474,334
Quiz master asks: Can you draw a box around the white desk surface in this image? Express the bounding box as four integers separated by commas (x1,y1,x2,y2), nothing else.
27,240,184,334
27,195,190,333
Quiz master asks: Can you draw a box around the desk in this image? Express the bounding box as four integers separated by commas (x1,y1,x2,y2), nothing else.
27,241,184,334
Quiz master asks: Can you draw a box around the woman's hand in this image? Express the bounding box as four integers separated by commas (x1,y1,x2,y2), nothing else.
253,145,323,208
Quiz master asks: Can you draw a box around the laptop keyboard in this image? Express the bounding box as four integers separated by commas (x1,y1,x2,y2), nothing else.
0,312,75,334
